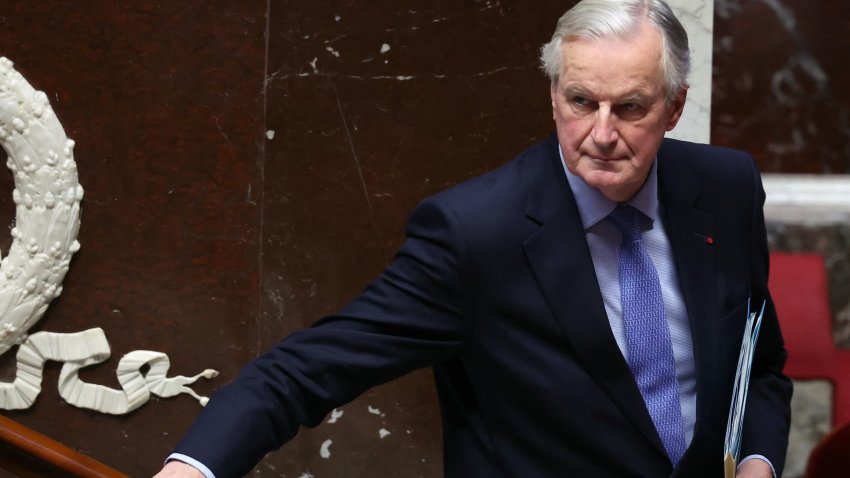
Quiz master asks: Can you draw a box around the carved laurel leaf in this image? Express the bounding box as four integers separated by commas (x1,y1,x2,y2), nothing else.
0,58,82,355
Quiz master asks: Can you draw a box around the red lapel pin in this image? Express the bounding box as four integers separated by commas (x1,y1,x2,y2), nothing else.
695,233,714,245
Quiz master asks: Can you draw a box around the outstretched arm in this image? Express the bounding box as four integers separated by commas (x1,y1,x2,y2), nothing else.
159,197,473,477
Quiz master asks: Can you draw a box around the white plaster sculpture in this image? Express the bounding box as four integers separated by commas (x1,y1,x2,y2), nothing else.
0,57,217,414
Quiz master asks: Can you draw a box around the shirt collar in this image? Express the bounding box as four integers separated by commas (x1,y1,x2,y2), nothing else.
558,145,660,230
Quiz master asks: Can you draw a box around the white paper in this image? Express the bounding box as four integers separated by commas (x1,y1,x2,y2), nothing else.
723,299,766,474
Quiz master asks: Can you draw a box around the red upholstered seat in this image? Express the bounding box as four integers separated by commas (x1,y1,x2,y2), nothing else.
769,253,850,477
769,252,850,427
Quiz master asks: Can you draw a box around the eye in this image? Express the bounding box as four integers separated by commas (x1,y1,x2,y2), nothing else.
615,102,645,119
572,95,590,106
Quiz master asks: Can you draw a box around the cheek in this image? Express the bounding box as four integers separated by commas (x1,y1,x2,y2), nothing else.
553,112,590,148
621,133,660,175
619,125,657,154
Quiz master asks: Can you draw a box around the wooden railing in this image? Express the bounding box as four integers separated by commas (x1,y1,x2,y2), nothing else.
0,415,128,478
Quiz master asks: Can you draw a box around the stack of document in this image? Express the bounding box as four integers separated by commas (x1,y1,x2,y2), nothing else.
723,299,766,478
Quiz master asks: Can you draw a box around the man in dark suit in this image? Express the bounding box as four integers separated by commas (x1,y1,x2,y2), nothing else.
156,1,791,477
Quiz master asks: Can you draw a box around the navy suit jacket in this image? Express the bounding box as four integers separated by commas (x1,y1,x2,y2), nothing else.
174,135,792,477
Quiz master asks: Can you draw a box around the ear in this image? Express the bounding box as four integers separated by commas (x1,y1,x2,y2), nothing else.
665,86,688,131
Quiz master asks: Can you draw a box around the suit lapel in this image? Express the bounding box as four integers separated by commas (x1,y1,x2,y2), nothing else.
656,141,721,449
521,137,668,459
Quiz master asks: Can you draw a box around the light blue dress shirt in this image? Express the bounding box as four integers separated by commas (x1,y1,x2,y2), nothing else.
167,453,215,478
560,151,697,445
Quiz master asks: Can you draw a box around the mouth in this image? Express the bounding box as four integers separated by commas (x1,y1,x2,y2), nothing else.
585,154,626,162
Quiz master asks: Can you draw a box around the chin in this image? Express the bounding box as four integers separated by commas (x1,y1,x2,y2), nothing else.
586,174,639,201
582,169,626,188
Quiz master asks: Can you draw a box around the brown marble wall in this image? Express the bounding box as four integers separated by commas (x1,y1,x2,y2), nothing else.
0,0,844,476
256,2,574,475
712,0,850,173
0,1,267,476
0,1,576,476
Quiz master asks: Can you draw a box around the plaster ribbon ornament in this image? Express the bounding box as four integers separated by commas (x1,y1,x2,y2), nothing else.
0,57,218,414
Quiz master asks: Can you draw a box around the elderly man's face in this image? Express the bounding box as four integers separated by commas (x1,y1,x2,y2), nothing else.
550,21,687,202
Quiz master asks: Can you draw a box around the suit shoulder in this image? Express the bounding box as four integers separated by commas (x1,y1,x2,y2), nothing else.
659,138,759,183
658,138,764,214
660,138,754,164
406,136,558,244
428,136,557,213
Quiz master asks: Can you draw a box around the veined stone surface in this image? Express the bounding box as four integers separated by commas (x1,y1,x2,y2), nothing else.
763,174,850,225
785,380,832,478
666,0,713,144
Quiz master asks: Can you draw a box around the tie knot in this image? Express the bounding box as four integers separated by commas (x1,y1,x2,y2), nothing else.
608,205,642,242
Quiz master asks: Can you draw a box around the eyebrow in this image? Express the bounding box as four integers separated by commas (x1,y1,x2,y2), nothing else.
561,85,650,104
620,92,650,103
561,85,592,98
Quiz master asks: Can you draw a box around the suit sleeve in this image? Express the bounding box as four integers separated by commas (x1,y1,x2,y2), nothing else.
739,158,793,475
170,196,474,478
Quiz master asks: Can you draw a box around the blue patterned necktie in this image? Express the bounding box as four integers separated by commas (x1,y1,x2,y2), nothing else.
608,205,686,465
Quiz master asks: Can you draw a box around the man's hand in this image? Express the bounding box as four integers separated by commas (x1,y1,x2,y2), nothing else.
736,458,773,478
152,461,205,478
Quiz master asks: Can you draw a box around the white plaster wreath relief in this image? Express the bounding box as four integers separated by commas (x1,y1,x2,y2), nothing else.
0,57,217,414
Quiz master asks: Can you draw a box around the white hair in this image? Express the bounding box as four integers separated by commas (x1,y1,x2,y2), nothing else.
539,0,690,103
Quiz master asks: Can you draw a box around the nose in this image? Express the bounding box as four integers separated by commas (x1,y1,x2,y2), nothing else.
590,107,618,147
